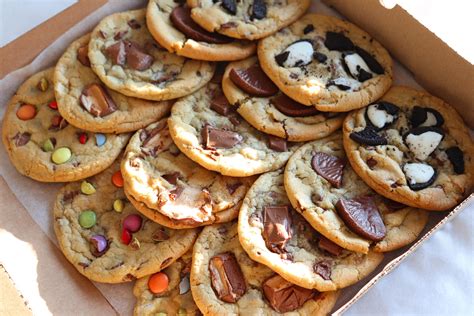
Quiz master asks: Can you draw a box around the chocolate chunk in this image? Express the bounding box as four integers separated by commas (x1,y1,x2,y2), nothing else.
13,132,31,146
313,260,332,280
114,30,128,40
275,51,290,67
271,94,320,117
268,135,288,152
124,41,154,71
324,32,354,51
221,21,238,29
152,228,170,241
201,125,243,149
77,45,91,67
446,146,464,174
262,275,315,313
211,62,229,83
350,127,388,146
313,52,328,63
142,122,169,156
410,106,444,128
49,115,68,130
303,24,314,34
251,0,266,20
80,84,117,117
229,65,278,97
355,46,384,74
162,172,180,185
127,19,141,29
383,198,406,211
209,252,246,303
366,157,377,169
210,93,232,116
263,205,292,253
170,6,232,44
336,196,386,241
403,126,444,161
105,41,126,66
311,152,346,188
318,236,343,256
219,0,237,15
226,182,242,195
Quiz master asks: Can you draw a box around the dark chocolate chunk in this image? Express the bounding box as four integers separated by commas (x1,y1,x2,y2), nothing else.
313,52,328,63
263,205,292,253
229,64,278,97
13,132,31,146
162,172,180,185
80,84,117,117
124,41,154,71
275,51,290,67
324,31,354,51
152,228,170,241
226,182,242,195
268,135,288,152
335,195,386,241
209,252,246,303
219,0,237,15
77,45,91,67
350,127,388,146
127,19,141,29
105,41,126,66
410,106,444,128
201,125,243,149
355,46,384,74
311,152,346,188
446,146,464,174
383,198,407,211
262,275,315,313
211,62,229,83
271,94,320,117
318,236,343,256
114,30,128,40
210,93,233,116
303,24,314,34
313,260,332,280
49,115,68,130
251,0,266,20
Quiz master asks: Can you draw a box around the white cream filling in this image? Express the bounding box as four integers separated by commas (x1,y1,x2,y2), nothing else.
420,111,437,127
281,41,314,68
367,103,394,128
403,163,435,185
406,131,443,161
344,53,373,79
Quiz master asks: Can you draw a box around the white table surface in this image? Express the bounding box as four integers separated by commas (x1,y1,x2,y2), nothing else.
1,1,473,315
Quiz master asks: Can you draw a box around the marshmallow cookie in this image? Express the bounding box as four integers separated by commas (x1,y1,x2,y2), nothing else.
343,86,474,211
284,132,429,253
54,34,172,133
54,160,199,283
122,119,254,229
2,68,129,182
88,9,214,101
146,0,255,61
258,14,393,112
191,222,340,315
222,56,344,142
168,82,302,177
187,0,310,40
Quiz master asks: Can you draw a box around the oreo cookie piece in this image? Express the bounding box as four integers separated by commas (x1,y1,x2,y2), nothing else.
324,31,354,51
446,146,465,174
365,101,400,130
410,106,444,128
274,40,314,68
350,127,388,146
404,127,444,161
250,0,267,20
355,46,384,74
403,162,437,190
342,52,373,82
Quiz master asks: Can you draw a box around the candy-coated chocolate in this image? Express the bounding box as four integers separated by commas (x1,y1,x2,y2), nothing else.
123,214,142,233
111,170,124,187
113,199,124,213
48,100,58,110
95,133,106,147
78,133,88,144
52,147,72,164
148,272,169,294
121,227,132,245
42,139,55,152
79,210,96,228
16,104,36,120
80,181,96,195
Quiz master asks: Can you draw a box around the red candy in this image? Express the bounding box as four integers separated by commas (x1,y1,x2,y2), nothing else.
121,227,132,245
78,133,88,144
49,101,58,110
123,214,142,233
112,170,124,188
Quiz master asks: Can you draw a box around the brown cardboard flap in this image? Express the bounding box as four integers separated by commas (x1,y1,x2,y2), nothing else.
324,0,474,128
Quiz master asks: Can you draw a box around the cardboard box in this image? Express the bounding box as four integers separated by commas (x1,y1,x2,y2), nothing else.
0,0,472,315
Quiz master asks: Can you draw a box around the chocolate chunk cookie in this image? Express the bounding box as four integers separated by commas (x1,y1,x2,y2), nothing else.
284,132,429,253
222,56,344,141
187,0,310,40
121,119,254,229
54,159,199,283
54,34,172,133
191,222,339,315
258,14,393,112
146,0,255,61
2,68,129,182
343,86,474,211
88,9,214,101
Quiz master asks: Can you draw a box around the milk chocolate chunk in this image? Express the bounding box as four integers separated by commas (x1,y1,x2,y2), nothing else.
318,236,343,256
383,198,406,211
105,41,126,66
324,31,354,51
124,41,154,71
446,146,464,174
229,64,278,97
77,45,91,67
350,127,388,146
170,6,232,44
271,94,320,117
80,84,117,117
210,93,232,116
410,106,444,128
251,0,267,20
336,195,386,241
313,260,332,280
263,275,315,313
218,0,237,15
141,123,171,156
127,19,141,29
311,152,346,188
13,132,31,147
355,46,384,74
209,252,246,303
201,125,243,149
162,172,180,185
268,135,288,152
263,205,292,253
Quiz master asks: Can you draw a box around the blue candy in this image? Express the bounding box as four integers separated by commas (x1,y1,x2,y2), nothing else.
95,133,106,147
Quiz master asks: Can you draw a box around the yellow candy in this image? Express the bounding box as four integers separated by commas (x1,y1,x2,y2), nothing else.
52,147,71,164
81,181,96,195
113,199,124,213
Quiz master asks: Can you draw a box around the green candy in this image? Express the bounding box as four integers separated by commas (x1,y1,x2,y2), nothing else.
81,181,96,195
52,147,72,164
79,210,96,228
42,139,54,152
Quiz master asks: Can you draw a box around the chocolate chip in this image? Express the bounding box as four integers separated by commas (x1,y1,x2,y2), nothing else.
162,172,180,185
13,132,31,146
263,205,292,254
446,146,464,174
350,127,388,146
324,32,354,51
311,193,322,204
383,198,406,211
77,45,91,67
127,19,141,29
229,65,278,97
336,195,386,241
124,41,154,71
367,157,377,169
152,228,170,241
313,52,328,63
80,84,117,117
209,252,246,303
355,46,384,74
271,94,320,117
201,125,243,149
251,0,266,20
318,236,343,256
410,106,444,128
311,152,346,188
275,51,290,67
114,30,128,40
313,260,332,280
267,135,288,152
210,92,233,116
262,275,316,313
226,182,242,195
303,24,314,34
63,190,79,203
105,41,126,66
219,0,237,15
221,21,238,29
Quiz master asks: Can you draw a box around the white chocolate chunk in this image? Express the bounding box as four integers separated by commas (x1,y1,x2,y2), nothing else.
281,41,314,68
406,131,443,161
367,104,395,128
403,163,435,185
344,53,373,79
420,111,437,127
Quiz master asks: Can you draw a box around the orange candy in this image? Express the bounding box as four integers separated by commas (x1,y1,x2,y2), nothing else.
16,104,36,120
111,170,124,188
148,272,169,294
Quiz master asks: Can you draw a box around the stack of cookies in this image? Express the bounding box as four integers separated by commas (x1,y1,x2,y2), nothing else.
2,1,473,315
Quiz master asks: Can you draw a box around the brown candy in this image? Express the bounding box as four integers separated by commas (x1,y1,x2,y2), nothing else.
201,125,243,149
263,275,315,313
229,64,278,97
313,260,332,280
80,84,117,117
210,93,233,116
311,152,346,188
268,135,288,152
336,195,386,241
271,94,320,117
318,236,342,256
209,252,247,303
263,205,292,254
77,45,91,67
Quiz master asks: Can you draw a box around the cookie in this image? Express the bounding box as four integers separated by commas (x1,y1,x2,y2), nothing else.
343,86,474,211
222,56,344,141
168,82,301,176
258,14,393,112
187,0,311,40
284,132,429,254
191,222,340,315
53,159,199,283
146,0,256,61
121,119,254,229
2,68,129,182
88,9,214,101
54,34,172,133
133,250,200,316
